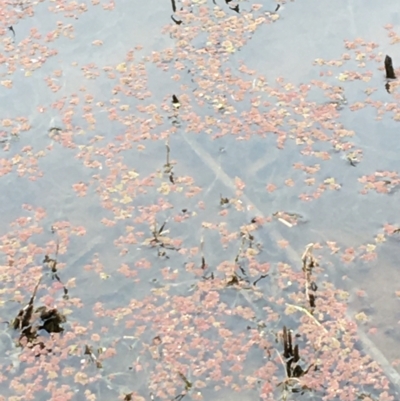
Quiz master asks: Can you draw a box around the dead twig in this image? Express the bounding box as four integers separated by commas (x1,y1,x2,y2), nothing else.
301,243,318,308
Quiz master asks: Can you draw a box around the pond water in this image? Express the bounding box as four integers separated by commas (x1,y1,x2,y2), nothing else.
1,0,400,400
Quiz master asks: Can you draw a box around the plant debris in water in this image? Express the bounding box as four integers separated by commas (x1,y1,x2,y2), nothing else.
0,1,399,401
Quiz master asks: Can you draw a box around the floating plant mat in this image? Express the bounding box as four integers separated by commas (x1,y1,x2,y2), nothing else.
1,0,400,400
179,124,400,388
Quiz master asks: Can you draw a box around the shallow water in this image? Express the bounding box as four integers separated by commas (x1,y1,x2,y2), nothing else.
1,0,400,399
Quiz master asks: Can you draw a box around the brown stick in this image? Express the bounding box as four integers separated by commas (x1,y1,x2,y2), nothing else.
385,55,396,79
